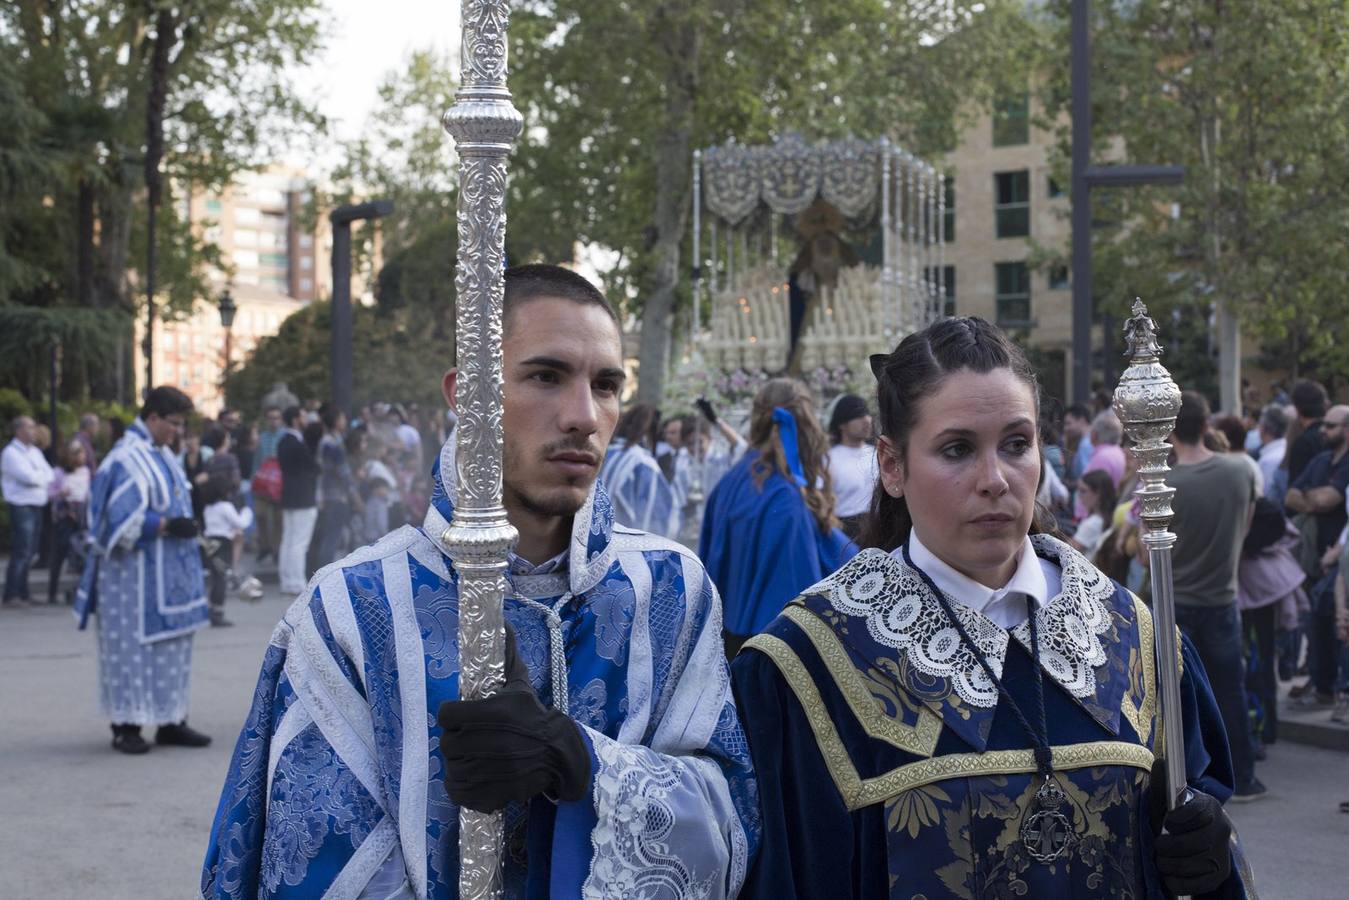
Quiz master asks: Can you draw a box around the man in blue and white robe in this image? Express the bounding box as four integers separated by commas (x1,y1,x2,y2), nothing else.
203,264,758,899
600,437,683,539
75,387,211,753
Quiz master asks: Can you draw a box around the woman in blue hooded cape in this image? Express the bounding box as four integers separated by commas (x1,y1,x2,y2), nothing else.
700,378,856,656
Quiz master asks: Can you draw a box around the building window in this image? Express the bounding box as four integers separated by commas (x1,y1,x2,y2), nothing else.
299,234,314,248
260,252,289,269
993,92,1030,146
299,256,313,270
1049,265,1069,290
924,265,957,317
300,278,313,291
234,228,257,247
943,175,955,243
205,198,223,214
995,262,1032,325
994,170,1030,238
1047,176,1064,199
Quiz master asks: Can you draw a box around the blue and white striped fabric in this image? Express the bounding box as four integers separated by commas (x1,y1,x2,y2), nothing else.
202,436,760,899
598,439,682,539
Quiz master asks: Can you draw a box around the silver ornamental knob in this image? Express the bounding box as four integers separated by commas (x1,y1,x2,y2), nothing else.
1112,299,1182,534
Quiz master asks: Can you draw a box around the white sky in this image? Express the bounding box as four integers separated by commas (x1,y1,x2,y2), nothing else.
289,0,461,168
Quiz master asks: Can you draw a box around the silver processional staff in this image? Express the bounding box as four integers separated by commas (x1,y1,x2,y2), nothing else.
442,1,523,898
1112,299,1188,824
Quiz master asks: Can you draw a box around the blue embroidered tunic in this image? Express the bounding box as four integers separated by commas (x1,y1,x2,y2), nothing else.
731,536,1257,900
202,438,759,899
75,419,208,725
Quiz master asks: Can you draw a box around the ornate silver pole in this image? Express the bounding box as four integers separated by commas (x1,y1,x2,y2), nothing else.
1112,299,1188,823
936,168,946,317
880,138,893,341
441,3,523,898
692,149,702,351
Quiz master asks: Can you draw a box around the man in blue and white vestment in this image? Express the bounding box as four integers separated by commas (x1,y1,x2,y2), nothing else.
75,386,213,754
203,265,759,899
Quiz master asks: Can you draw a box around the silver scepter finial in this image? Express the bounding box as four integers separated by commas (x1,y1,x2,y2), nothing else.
1112,299,1189,829
443,2,524,898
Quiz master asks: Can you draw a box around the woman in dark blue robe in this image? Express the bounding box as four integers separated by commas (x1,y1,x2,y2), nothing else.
732,318,1257,899
700,378,855,657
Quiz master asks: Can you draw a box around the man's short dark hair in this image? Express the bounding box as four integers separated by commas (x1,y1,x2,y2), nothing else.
1174,390,1211,445
1064,403,1092,422
1212,415,1247,454
1291,379,1328,420
283,405,303,428
141,385,194,420
503,264,618,333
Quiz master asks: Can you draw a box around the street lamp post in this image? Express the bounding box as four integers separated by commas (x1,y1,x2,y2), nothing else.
329,200,394,417
218,288,236,407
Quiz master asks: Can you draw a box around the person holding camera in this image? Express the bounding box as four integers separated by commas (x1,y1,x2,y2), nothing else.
74,386,212,754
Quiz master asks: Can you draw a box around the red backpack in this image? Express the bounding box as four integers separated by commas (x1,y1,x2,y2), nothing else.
251,456,283,503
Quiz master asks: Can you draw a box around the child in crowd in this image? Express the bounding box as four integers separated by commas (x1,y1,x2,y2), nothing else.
1069,469,1117,563
202,481,263,627
361,436,397,542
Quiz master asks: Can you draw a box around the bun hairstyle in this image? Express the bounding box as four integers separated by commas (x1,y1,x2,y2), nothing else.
858,316,1047,552
748,377,838,534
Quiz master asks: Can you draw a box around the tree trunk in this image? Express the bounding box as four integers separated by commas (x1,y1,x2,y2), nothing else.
634,14,699,405
142,7,175,395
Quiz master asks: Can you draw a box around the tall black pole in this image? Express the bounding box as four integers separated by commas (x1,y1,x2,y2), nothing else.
330,222,353,416
1070,0,1092,406
328,200,394,417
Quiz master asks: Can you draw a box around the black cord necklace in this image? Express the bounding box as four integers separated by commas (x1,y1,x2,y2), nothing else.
901,542,1074,864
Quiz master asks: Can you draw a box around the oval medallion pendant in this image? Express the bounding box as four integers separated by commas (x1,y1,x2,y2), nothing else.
1020,778,1074,864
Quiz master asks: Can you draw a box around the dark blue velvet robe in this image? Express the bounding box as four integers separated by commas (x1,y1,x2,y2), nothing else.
731,537,1258,900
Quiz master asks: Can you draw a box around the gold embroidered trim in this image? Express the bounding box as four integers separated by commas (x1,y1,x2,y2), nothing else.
745,632,867,806
782,605,942,758
748,632,1156,811
1120,592,1158,749
850,741,1156,811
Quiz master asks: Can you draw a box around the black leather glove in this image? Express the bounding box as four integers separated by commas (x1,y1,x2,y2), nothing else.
437,628,590,813
164,517,199,539
1150,761,1233,895
695,396,718,424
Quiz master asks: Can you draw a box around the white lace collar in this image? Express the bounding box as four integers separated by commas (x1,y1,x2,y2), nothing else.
805,533,1117,710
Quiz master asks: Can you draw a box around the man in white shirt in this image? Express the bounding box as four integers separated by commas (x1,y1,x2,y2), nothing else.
1256,404,1289,492
824,394,878,539
3,416,54,606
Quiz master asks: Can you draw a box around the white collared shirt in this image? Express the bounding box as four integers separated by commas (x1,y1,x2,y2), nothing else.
895,530,1063,630
2,439,54,506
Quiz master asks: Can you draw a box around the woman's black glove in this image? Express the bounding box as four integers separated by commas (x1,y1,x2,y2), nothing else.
165,517,199,539
695,396,719,424
436,628,590,813
1150,761,1233,895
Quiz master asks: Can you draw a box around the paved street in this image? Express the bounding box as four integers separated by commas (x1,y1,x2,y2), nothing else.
2,585,1347,899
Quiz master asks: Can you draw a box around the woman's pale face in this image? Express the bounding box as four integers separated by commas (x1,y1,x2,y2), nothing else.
878,368,1040,588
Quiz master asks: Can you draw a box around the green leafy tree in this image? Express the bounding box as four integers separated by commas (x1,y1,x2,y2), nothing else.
224,300,448,415
1039,0,1349,399
2,0,327,401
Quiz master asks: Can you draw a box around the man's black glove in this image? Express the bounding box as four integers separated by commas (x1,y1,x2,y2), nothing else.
1150,761,1233,895
164,517,199,539
695,396,718,424
437,627,590,813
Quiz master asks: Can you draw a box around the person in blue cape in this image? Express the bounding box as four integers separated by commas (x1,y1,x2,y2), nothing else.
731,318,1257,899
202,265,758,899
700,377,856,658
598,402,682,539
75,385,213,754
